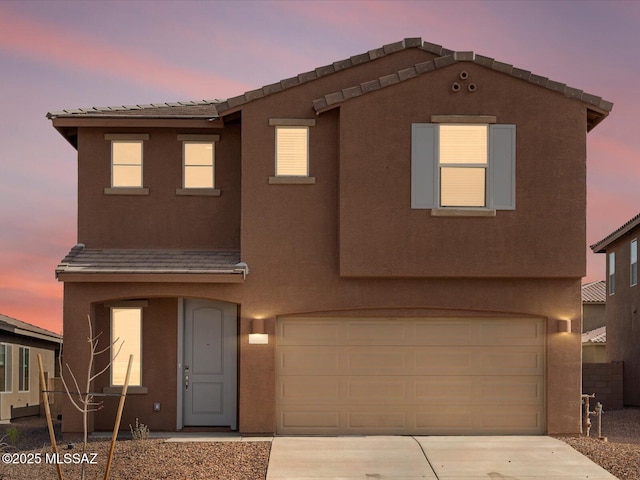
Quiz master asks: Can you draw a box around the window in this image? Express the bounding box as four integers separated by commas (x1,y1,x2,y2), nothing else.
631,239,638,287
411,118,516,212
184,142,215,188
0,344,11,392
104,134,149,192
276,126,309,176
111,308,142,386
268,119,316,184
176,134,221,195
609,252,616,295
439,124,488,207
18,347,29,392
112,141,143,187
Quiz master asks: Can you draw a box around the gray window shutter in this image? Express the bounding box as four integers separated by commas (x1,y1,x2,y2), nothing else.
489,124,516,210
411,123,438,209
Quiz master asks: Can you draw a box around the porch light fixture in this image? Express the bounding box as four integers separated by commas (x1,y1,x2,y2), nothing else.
249,318,268,345
557,318,571,333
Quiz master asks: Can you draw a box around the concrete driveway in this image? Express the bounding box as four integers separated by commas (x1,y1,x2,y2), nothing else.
266,436,618,480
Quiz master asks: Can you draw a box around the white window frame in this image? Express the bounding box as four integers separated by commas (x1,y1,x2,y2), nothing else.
0,343,11,393
411,116,515,214
609,252,616,295
631,239,638,287
110,307,143,387
438,124,489,208
111,140,143,188
18,346,29,392
183,141,215,188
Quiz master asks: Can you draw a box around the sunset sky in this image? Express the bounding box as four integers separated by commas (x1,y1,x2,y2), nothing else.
1,0,638,334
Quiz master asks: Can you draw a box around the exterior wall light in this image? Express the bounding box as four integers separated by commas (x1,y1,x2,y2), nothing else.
557,318,571,333
249,318,269,344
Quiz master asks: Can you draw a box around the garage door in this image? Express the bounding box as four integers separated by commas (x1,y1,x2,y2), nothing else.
276,317,545,435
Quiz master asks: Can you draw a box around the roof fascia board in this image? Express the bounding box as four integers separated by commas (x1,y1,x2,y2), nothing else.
13,328,62,343
56,272,245,283
51,118,223,129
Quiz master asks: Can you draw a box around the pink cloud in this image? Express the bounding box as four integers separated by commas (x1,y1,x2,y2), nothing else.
0,7,252,99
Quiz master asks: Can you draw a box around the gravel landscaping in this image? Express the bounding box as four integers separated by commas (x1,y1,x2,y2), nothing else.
0,418,270,480
556,407,640,480
2,408,639,480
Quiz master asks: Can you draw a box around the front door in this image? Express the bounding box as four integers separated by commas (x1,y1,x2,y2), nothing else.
183,299,237,428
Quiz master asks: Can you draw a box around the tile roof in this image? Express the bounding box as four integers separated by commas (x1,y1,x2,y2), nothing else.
48,38,612,129
0,313,62,342
214,38,612,126
591,212,640,253
46,100,222,120
582,326,606,344
582,280,606,303
56,244,243,276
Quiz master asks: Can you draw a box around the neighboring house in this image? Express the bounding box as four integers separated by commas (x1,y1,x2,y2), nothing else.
48,38,612,436
581,280,606,363
0,313,61,421
582,280,606,332
591,212,640,405
582,326,606,364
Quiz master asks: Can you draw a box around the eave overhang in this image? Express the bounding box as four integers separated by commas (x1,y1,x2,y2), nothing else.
591,212,640,253
55,245,247,284
55,272,245,283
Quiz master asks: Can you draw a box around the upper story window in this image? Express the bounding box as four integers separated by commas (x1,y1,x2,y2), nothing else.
18,346,29,392
276,126,308,176
111,307,142,387
439,124,488,207
184,142,214,188
0,343,11,393
104,134,150,195
112,141,143,187
411,116,515,215
176,134,221,196
609,252,616,295
268,119,316,184
631,239,638,287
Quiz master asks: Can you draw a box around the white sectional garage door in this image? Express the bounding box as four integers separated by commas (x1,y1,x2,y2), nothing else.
276,317,545,435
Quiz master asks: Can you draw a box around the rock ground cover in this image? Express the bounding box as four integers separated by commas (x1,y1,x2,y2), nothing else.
2,408,639,480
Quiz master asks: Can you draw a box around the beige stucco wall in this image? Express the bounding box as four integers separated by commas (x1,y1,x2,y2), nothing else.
0,343,56,421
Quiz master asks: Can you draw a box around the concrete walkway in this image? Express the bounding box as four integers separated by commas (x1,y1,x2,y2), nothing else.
266,436,618,480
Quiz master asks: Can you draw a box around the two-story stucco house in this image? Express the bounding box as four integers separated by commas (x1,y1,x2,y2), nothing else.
48,38,611,436
591,212,640,405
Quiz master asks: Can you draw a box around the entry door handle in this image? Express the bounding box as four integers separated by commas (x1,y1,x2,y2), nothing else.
185,366,190,391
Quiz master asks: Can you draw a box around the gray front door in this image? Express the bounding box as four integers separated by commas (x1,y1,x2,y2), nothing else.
183,299,237,428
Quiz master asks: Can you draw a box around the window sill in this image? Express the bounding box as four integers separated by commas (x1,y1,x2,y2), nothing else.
175,188,221,196
103,386,148,395
268,176,316,185
104,188,149,196
431,208,496,217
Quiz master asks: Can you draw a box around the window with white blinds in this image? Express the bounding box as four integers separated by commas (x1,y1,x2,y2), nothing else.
276,126,309,176
439,124,488,207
